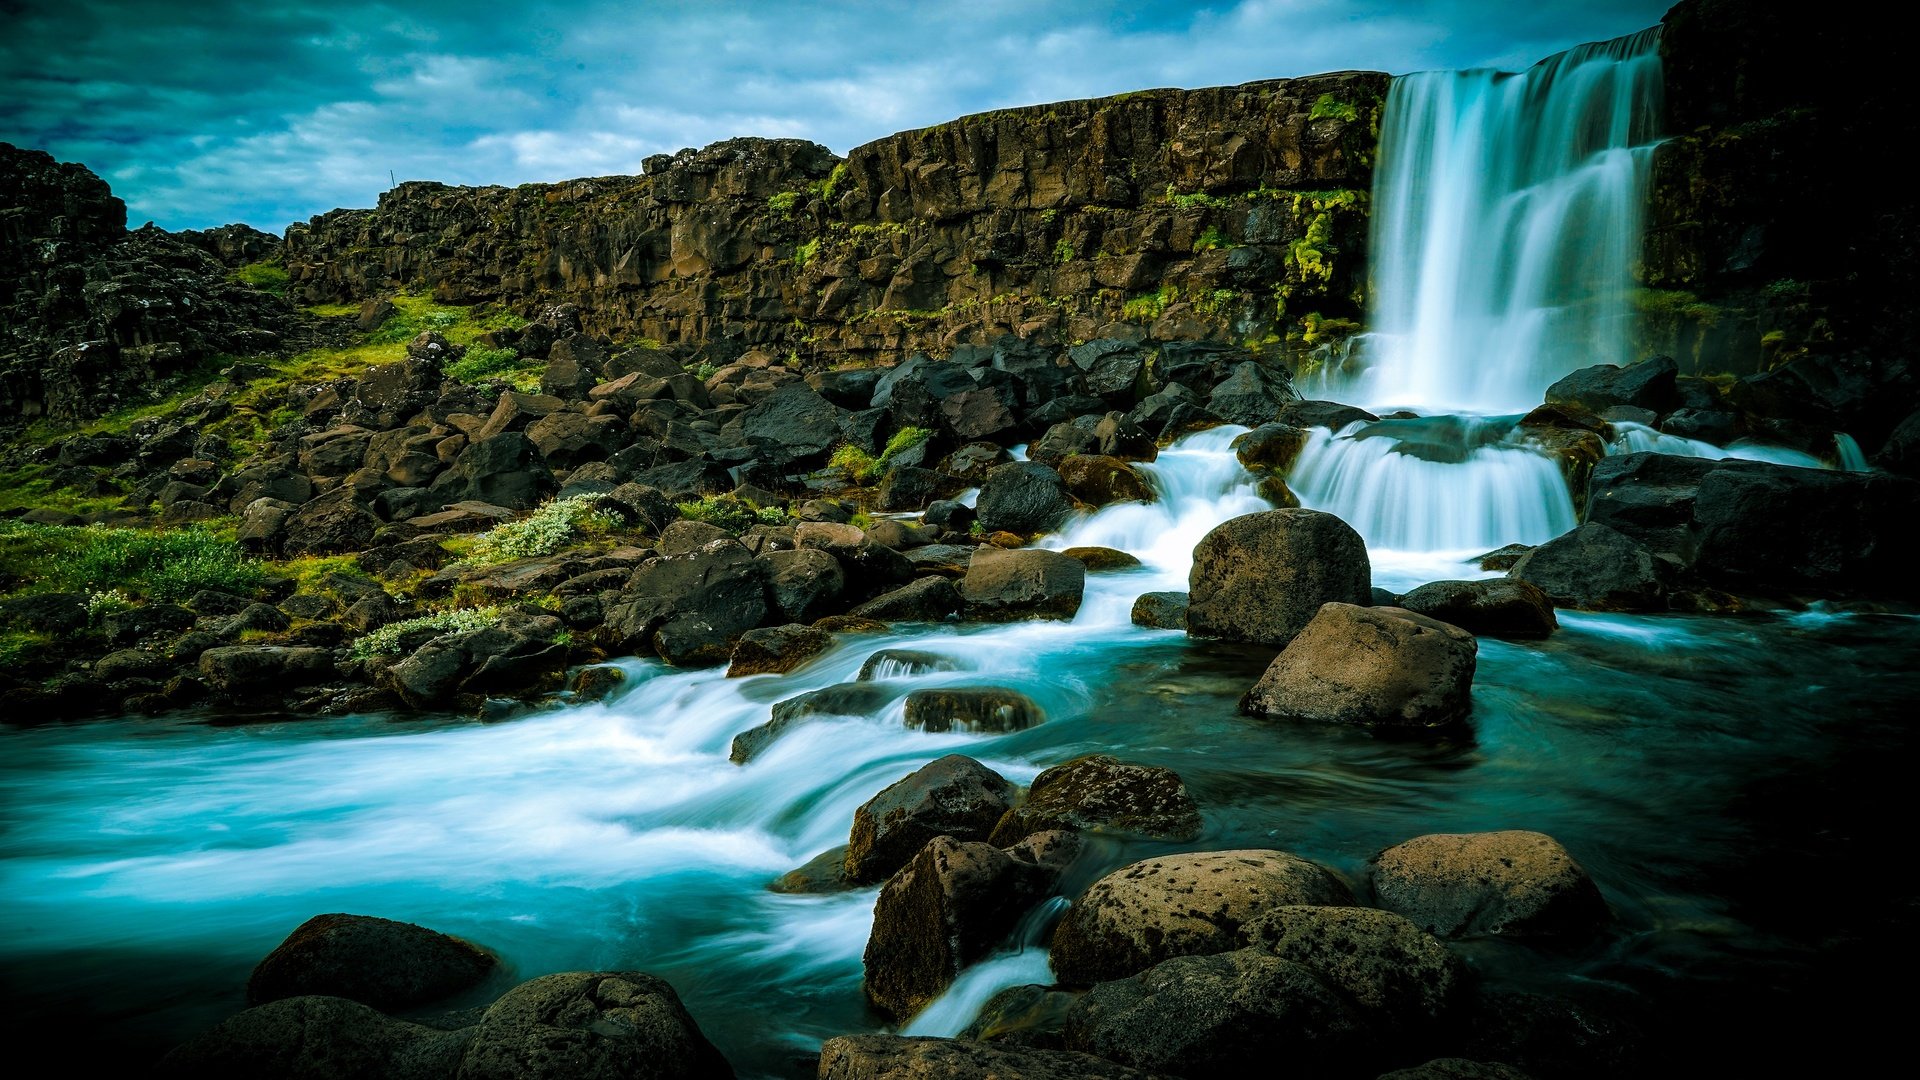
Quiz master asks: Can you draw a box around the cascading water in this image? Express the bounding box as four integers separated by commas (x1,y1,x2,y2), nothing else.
1289,29,1664,573
1332,28,1665,413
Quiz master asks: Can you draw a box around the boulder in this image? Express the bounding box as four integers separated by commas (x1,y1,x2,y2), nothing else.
429,432,556,510
1276,400,1378,431
387,613,569,707
1055,455,1153,507
1058,546,1140,571
857,649,965,680
902,687,1044,733
1232,423,1309,473
816,1035,1159,1080
1092,412,1157,462
1582,452,1719,559
157,995,469,1080
603,544,772,666
198,646,335,706
738,383,845,468
283,489,382,556
1239,905,1466,1036
1510,523,1670,611
862,834,1066,1020
845,755,1018,885
796,521,914,592
1064,948,1359,1078
247,913,495,1010
762,547,847,624
1241,604,1478,729
975,461,1075,536
1372,831,1608,939
730,682,899,764
959,548,1085,622
726,623,832,677
1129,591,1188,630
1187,509,1372,646
1544,356,1680,417
877,466,946,511
1028,423,1099,468
770,845,856,895
1398,580,1556,640
1379,1060,1536,1080
989,755,1201,846
457,971,733,1080
1207,361,1292,427
1049,850,1353,985
849,576,964,622
1690,461,1920,598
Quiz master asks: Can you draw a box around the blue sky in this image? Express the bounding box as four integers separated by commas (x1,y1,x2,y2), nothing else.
0,1,1674,233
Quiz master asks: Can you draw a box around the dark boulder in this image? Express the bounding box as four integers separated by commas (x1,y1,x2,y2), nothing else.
247,913,495,1010
959,547,1085,622
976,461,1075,536
603,544,771,666
387,613,569,707
1691,461,1920,598
726,623,832,677
902,686,1044,733
1207,361,1293,427
457,971,733,1080
862,834,1069,1021
429,432,556,511
989,755,1201,846
844,755,1018,885
1544,356,1681,416
1510,523,1671,612
730,682,898,764
738,382,845,468
770,845,856,895
1055,455,1153,507
157,996,469,1080
1232,422,1309,474
1397,579,1556,640
849,576,964,622
1187,509,1372,647
1239,905,1466,1040
198,646,335,706
283,489,382,556
761,547,846,624
1276,400,1378,431
857,648,965,680
1129,591,1188,630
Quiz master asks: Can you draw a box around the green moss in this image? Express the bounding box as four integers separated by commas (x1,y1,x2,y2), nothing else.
830,444,879,482
768,190,801,217
0,630,52,667
818,163,851,202
461,495,623,566
676,494,787,532
1309,93,1359,123
1193,226,1235,252
1122,284,1179,323
444,345,530,384
793,238,821,269
0,520,262,604
0,464,129,516
1163,184,1233,211
231,261,290,297
1052,238,1075,264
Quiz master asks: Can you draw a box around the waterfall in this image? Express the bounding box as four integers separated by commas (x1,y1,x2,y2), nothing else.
1332,28,1665,413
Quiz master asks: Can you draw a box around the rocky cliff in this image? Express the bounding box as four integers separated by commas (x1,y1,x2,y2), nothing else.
1640,0,1916,447
284,73,1386,371
0,143,298,421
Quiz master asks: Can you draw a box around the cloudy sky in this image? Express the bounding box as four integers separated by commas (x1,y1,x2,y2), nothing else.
1,0,1672,233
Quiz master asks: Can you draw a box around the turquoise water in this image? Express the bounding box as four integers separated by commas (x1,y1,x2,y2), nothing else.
3,428,1914,1075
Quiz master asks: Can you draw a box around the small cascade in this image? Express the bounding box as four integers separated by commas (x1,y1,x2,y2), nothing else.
1328,27,1665,412
1287,421,1576,555
1835,432,1872,472
1607,421,1828,469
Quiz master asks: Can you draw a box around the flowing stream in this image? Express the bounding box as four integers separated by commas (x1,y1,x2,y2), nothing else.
3,27,1911,1079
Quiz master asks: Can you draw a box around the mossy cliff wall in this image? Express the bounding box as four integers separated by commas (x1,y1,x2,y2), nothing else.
284,73,1387,369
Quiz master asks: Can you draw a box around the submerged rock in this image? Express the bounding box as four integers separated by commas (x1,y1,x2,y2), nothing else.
247,913,496,1011
845,755,1018,884
903,686,1044,733
1050,850,1353,985
770,845,856,895
1242,604,1478,729
1058,545,1141,571
989,755,1201,846
1372,831,1608,939
959,984,1082,1049
729,682,898,764
1187,509,1371,647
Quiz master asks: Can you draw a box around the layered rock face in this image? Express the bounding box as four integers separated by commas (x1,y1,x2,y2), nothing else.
1640,0,1918,447
283,74,1386,371
0,143,296,420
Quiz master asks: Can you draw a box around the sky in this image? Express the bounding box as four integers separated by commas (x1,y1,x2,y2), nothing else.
0,0,1674,233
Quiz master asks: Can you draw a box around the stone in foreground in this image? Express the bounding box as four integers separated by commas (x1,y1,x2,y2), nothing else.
1187,509,1371,647
1241,603,1478,729
247,912,496,1010
988,754,1200,846
844,755,1018,884
816,1035,1161,1079
458,970,734,1080
1372,831,1608,939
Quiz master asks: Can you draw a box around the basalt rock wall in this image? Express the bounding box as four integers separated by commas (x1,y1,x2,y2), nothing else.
283,73,1387,370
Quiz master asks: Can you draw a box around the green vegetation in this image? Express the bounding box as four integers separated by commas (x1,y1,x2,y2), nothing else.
830,444,879,481
829,426,934,484
0,520,262,604
1193,226,1234,252
767,190,801,216
349,606,503,660
1764,278,1809,298
1052,238,1075,264
676,494,788,532
1634,288,1723,325
817,163,851,202
445,345,529,384
232,261,290,297
1309,93,1359,123
463,496,621,566
1122,284,1179,323
793,238,821,269
1163,184,1233,211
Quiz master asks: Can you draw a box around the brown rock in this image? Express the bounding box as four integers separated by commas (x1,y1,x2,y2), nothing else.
1371,831,1608,939
845,755,1018,884
726,623,833,677
959,547,1085,621
1241,603,1478,729
988,755,1200,846
1187,509,1371,647
247,913,495,1011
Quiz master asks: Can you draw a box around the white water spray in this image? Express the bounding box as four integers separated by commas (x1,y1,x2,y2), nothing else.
1332,28,1665,413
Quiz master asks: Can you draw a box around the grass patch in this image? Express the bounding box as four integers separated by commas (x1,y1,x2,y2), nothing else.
830,444,879,482
232,261,290,297
349,606,503,661
463,496,621,566
677,495,788,532
793,238,821,269
445,345,531,384
0,520,262,603
768,190,801,216
0,464,130,517
1309,93,1359,122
